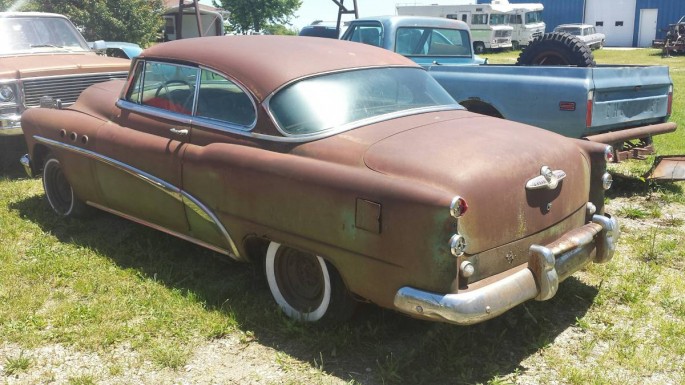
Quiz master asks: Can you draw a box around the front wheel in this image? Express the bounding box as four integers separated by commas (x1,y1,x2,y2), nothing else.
43,154,89,217
265,242,356,323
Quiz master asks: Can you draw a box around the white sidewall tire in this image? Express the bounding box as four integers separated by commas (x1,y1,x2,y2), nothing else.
265,242,332,322
43,158,75,216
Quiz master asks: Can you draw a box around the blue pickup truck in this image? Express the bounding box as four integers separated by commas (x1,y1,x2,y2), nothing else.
341,16,677,163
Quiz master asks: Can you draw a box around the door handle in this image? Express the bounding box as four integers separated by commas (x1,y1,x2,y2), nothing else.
170,128,189,136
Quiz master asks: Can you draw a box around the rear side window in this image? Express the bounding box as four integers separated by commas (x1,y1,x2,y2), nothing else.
195,69,256,127
346,22,382,47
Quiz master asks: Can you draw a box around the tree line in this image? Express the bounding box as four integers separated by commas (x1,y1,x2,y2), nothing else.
0,0,302,46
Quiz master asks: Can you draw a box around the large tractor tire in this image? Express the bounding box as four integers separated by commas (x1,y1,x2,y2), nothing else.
516,32,596,67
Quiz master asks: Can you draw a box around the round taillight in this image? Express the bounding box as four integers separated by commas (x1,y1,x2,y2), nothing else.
604,146,614,163
450,196,468,218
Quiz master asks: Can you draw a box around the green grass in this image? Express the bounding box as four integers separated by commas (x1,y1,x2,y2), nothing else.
0,48,684,384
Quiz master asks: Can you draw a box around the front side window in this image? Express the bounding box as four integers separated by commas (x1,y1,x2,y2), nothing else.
396,27,471,56
269,67,458,136
126,61,198,115
472,14,488,25
195,69,255,127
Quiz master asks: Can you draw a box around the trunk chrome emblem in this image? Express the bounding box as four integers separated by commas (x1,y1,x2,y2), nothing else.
526,166,566,190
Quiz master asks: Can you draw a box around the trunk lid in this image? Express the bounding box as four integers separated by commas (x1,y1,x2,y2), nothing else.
363,113,591,254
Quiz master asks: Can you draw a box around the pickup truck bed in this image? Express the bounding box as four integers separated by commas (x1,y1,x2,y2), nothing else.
428,64,674,140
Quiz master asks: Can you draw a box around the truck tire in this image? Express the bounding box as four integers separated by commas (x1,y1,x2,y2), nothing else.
516,32,595,67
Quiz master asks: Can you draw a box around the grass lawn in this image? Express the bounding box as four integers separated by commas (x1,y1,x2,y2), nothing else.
1,48,684,384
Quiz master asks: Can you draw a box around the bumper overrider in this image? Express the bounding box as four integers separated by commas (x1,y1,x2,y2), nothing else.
394,214,619,325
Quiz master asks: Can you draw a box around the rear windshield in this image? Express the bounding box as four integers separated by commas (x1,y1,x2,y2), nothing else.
269,67,459,136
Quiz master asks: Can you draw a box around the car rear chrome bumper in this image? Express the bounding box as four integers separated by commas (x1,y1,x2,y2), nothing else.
393,214,619,325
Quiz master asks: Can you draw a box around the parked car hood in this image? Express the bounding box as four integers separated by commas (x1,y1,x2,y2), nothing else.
361,112,591,254
0,53,130,79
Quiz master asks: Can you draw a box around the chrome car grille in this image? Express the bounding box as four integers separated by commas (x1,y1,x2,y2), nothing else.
22,72,128,108
532,31,543,39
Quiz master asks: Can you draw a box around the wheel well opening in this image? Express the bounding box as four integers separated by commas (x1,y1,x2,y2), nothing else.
460,100,504,118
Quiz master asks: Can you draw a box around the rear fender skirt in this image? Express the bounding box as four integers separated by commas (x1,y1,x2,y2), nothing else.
33,135,242,261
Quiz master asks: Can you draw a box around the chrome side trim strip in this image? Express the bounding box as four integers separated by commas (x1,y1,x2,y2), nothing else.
33,135,241,259
88,201,235,258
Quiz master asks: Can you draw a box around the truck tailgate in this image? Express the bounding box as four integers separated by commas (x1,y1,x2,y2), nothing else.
590,66,672,135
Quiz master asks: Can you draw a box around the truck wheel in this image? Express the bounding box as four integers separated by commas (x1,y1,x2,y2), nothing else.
473,42,486,54
265,242,356,324
42,154,89,217
516,32,595,67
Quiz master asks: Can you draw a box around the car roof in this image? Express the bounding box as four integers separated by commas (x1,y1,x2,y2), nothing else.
0,12,69,18
140,35,417,101
352,15,470,31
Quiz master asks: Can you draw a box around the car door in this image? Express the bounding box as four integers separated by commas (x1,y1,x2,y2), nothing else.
97,60,198,236
179,68,260,258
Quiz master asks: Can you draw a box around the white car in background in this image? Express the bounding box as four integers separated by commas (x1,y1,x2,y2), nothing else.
554,23,605,49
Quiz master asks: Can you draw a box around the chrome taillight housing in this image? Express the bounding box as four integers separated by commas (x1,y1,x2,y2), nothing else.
450,196,468,218
604,145,614,163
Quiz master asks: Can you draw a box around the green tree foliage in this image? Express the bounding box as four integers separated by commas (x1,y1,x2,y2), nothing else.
263,24,297,36
2,0,164,47
213,0,301,34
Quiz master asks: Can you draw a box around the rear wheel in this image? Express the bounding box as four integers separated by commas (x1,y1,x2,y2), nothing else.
265,242,356,323
43,154,89,217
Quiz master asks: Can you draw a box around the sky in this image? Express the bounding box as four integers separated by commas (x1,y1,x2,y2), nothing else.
291,0,402,30
199,0,410,31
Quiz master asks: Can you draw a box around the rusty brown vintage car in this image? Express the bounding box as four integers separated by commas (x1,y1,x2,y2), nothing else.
20,36,619,325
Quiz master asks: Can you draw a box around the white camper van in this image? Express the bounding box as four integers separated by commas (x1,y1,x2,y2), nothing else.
397,0,544,51
397,3,513,53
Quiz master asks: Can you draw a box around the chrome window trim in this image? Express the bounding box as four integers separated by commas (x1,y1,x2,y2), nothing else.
263,66,463,138
118,60,258,131
117,100,194,125
33,135,241,260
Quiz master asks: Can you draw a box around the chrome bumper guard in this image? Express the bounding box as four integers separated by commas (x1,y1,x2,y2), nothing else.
394,214,619,325
20,154,33,178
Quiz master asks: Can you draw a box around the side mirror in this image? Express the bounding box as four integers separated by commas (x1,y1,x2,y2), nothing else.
92,40,106,51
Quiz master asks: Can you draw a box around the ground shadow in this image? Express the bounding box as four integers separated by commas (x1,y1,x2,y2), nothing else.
11,196,599,385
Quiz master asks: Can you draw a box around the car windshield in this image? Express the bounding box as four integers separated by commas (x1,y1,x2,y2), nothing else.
269,67,459,136
525,11,543,24
0,16,91,55
555,27,581,36
490,14,507,25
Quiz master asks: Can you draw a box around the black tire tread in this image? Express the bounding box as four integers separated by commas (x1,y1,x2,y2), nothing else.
516,32,596,67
